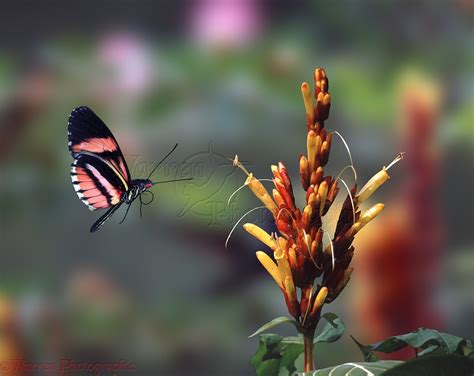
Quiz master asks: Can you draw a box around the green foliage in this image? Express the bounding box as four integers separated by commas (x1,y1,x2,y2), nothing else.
351,327,474,362
314,313,345,344
298,361,402,376
298,356,474,376
383,354,474,376
249,316,299,338
250,320,474,376
251,334,304,376
250,313,345,375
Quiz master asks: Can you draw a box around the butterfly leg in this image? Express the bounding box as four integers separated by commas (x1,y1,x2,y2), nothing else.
90,203,123,232
119,201,133,224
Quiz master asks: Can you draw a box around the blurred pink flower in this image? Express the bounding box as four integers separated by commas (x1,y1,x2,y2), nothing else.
190,0,263,49
97,32,154,98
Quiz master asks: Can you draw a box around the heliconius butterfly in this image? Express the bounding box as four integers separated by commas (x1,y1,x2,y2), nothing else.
68,106,192,232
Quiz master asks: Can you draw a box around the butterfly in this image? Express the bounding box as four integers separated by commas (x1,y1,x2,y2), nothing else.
68,106,191,232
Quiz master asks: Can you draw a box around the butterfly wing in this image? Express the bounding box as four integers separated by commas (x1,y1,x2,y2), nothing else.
71,153,127,211
68,106,131,183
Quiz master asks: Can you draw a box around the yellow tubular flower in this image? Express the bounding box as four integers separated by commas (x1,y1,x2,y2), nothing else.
301,82,314,125
357,154,404,203
243,223,275,250
245,173,278,212
278,236,288,252
274,248,294,288
255,251,283,289
357,169,390,203
351,203,385,233
283,276,297,302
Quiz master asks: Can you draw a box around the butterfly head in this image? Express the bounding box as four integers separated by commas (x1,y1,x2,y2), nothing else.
132,179,154,193
143,179,154,191
124,179,151,204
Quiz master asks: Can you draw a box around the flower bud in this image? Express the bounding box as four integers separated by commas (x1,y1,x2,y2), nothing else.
303,204,313,218
317,180,328,215
310,286,328,317
271,164,279,176
300,155,310,190
301,206,312,230
321,140,329,156
278,162,294,193
286,246,298,273
307,192,316,206
315,286,328,307
272,189,285,207
314,68,328,96
310,166,324,186
307,131,317,172
327,179,339,203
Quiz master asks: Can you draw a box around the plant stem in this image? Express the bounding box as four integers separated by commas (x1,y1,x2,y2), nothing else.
303,327,316,372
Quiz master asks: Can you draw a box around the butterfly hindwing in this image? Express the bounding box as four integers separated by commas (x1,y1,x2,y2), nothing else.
68,106,131,183
71,153,127,211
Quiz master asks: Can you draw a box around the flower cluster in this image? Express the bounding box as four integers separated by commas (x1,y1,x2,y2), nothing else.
235,68,402,333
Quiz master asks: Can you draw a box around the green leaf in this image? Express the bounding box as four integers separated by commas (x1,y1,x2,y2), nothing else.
296,361,402,375
250,334,304,376
249,316,299,338
351,328,474,362
351,335,380,362
383,354,474,376
314,313,345,343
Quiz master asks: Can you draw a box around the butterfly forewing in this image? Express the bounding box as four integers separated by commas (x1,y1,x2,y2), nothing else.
68,106,131,183
71,151,128,211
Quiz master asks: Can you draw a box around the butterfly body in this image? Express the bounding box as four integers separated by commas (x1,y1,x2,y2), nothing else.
126,179,153,203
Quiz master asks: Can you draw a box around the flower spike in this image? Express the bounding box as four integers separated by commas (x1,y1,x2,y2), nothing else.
231,68,401,373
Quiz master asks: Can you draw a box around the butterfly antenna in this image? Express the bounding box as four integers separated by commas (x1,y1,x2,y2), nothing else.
146,143,179,180
140,190,155,205
152,177,193,185
139,190,155,217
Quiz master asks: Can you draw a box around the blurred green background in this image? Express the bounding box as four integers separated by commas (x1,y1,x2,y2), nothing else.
0,1,472,375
